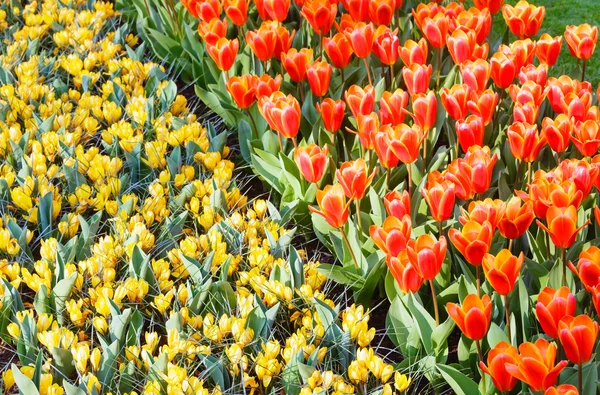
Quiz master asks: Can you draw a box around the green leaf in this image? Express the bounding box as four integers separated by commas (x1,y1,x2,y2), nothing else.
432,317,455,355
51,273,77,326
406,293,435,354
11,364,40,395
51,347,75,377
436,364,480,395
63,382,87,395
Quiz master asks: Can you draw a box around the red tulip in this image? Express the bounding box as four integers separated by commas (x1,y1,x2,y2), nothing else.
379,89,409,126
323,33,354,69
343,22,374,59
507,122,546,163
536,286,577,339
373,130,400,169
281,48,313,82
399,38,428,67
368,0,395,26
498,197,534,239
295,144,329,183
482,249,524,295
198,18,228,46
253,74,282,98
345,85,375,118
402,64,433,96
555,159,599,198
421,175,456,222
519,63,548,86
446,294,492,340
245,23,277,61
456,115,484,152
384,124,427,164
509,80,548,107
407,234,447,280
263,0,290,21
386,251,424,294
558,315,599,364
512,101,539,124
421,13,449,49
537,205,589,249
502,0,545,39
340,0,369,22
259,92,301,139
309,184,349,228
459,197,505,230
272,23,295,60
452,7,491,44
351,112,379,150
188,0,221,22
565,24,598,60
490,51,517,89
370,215,412,257
472,0,504,15
569,246,600,291
506,39,536,71
465,145,498,194
336,159,377,200
542,114,573,154
384,190,411,219
441,84,470,121
206,38,239,71
467,88,497,126
223,0,248,26
373,27,399,65
447,29,477,65
226,74,257,109
307,60,332,97
301,0,337,36
505,338,568,392
572,120,600,157
536,33,563,66
545,385,580,395
448,220,493,266
480,342,519,393
412,92,437,131
317,98,346,134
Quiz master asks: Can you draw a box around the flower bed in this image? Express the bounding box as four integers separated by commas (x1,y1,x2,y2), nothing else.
0,0,413,394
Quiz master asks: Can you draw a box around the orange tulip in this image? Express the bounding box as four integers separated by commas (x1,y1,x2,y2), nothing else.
369,0,395,26
447,29,478,65
441,84,470,121
407,234,447,280
555,159,599,198
509,80,548,107
479,342,519,393
386,252,424,294
547,76,593,120
373,131,400,169
399,38,428,67
443,159,475,201
459,198,506,230
226,74,257,109
301,0,337,36
421,175,456,222
323,33,354,69
198,18,228,46
572,119,600,157
519,63,548,86
467,88,497,126
502,0,545,39
263,0,290,21
506,39,536,71
273,24,295,61
507,122,546,163
384,124,427,164
472,0,504,15
317,98,345,134
223,0,248,26
402,64,432,96
370,216,412,257
345,85,375,118
189,0,221,22
545,385,580,395
482,249,524,295
446,294,492,340
490,51,517,89
591,285,600,317
449,220,493,266
456,115,484,152
412,2,445,28
384,190,411,219
343,22,374,59
253,0,269,19
517,177,583,219
505,338,568,392
281,48,312,83
421,13,448,49
537,205,589,249
379,89,409,127
452,8,492,44
569,246,600,291
245,24,277,61
294,144,329,183
497,197,534,239
373,27,399,65
351,112,379,150
542,114,573,154
512,101,539,125
206,38,239,71
336,159,377,200
258,92,301,139
565,24,598,60
464,145,498,195
181,0,202,18
412,91,437,131
340,0,369,22
307,60,332,97
536,286,577,339
309,184,349,228
536,33,563,66
253,74,282,98
558,315,599,364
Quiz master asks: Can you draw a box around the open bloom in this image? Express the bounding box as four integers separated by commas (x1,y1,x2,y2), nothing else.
536,205,589,249
482,249,524,295
558,315,599,365
387,252,424,294
479,342,519,393
569,246,600,290
294,144,328,183
370,215,412,257
564,24,598,60
448,220,493,266
317,98,346,134
309,184,349,228
336,159,377,200
545,385,580,395
206,38,239,71
421,176,455,222
572,119,600,157
536,286,576,339
384,124,427,164
505,339,568,392
497,196,534,239
502,0,545,39
406,234,447,280
446,294,492,341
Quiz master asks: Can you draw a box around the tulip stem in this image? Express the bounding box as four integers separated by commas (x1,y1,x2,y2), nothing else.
430,280,439,326
578,363,583,395
341,226,360,272
438,221,443,239
515,160,522,190
355,199,363,240
277,132,283,151
562,248,567,287
582,60,587,82
527,161,532,190
386,167,391,190
436,47,442,89
247,110,259,139
504,294,511,344
476,265,481,296
407,163,413,196
508,238,513,254
476,340,487,394
340,68,345,85
364,58,373,85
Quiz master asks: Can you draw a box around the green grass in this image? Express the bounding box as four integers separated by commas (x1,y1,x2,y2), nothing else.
487,0,600,85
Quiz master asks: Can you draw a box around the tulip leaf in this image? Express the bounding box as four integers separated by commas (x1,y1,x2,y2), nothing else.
406,293,435,354
11,364,40,395
560,363,598,395
51,347,75,378
486,322,509,349
436,364,480,395
432,316,455,356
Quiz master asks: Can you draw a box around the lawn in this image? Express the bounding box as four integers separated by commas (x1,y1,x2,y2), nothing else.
488,0,600,84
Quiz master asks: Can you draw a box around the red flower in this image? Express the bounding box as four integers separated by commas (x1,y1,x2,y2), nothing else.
507,122,546,163
480,342,519,393
245,23,277,61
569,245,600,291
498,196,534,239
301,0,337,36
402,64,432,96
472,0,504,15
519,63,548,86
490,51,517,89
536,286,577,339
482,249,524,295
198,18,228,46
373,27,399,65
399,38,428,66
572,119,600,157
370,216,412,257
456,115,484,152
339,0,369,22
412,91,437,131
407,234,447,280
447,29,477,65
422,175,456,222
368,0,395,26
441,84,470,121
307,60,332,97
465,145,498,194
446,294,492,340
343,22,375,59
452,7,491,44
542,114,573,154
537,205,589,249
258,92,301,139
421,13,449,49
336,159,377,200
206,38,239,71
281,48,313,82
323,33,354,69
545,385,580,395
309,184,349,228
379,89,409,127
373,130,400,169
460,59,491,91
384,124,427,164
226,74,256,109
253,74,282,98
565,24,598,60
223,0,248,26
352,112,379,150
449,220,493,266
295,144,329,183
384,190,411,219
263,0,290,21
345,84,375,118
317,98,346,134
502,0,545,39
558,315,599,364
386,252,424,294
536,33,563,66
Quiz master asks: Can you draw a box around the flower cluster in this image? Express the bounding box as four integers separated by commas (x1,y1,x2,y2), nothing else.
0,0,410,394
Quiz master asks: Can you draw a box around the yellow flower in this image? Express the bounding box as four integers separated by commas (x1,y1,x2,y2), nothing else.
394,372,411,392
